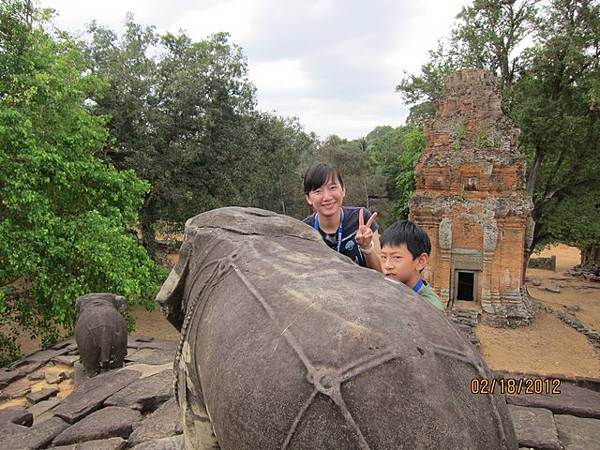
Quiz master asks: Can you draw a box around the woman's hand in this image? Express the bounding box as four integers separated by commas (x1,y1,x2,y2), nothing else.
355,208,378,251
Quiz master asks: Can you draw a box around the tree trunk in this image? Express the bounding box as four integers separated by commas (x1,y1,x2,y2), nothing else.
279,180,286,215
25,0,33,32
581,244,600,268
526,146,543,196
140,194,158,260
523,219,541,283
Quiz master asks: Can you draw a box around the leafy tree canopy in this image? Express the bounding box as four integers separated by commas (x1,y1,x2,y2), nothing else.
81,17,318,252
0,1,165,364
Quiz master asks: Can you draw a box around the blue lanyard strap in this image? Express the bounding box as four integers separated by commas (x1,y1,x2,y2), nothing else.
412,277,424,293
312,209,344,253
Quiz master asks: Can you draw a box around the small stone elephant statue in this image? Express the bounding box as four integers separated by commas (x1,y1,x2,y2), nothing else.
74,293,128,377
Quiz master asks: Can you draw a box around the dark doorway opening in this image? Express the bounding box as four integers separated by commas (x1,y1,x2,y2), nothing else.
457,271,475,301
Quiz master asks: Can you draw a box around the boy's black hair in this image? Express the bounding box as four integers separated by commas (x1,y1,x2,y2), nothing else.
303,162,344,195
380,220,431,259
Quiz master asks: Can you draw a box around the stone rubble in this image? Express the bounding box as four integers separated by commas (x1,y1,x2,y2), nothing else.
449,308,481,348
569,264,600,283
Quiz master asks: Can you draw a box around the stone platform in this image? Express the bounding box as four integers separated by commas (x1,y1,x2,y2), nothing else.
0,337,182,450
1,337,599,449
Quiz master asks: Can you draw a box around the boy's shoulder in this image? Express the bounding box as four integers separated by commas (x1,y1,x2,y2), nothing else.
417,282,444,311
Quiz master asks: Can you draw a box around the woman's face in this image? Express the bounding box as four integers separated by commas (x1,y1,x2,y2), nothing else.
305,175,346,217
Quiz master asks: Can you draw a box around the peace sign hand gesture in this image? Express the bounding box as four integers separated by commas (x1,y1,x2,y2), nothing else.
355,208,378,250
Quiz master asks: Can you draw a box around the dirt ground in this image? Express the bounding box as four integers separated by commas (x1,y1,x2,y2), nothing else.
129,304,179,340
12,245,600,379
476,244,600,377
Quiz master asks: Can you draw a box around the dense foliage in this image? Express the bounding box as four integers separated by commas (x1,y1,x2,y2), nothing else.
81,18,317,254
0,2,165,364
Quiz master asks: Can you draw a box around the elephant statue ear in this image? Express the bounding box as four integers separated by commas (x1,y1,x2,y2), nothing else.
156,241,190,331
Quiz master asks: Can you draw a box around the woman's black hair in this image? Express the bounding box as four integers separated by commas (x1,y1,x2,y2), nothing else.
303,162,344,195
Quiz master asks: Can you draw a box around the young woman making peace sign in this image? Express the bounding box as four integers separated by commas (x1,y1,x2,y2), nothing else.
302,162,382,272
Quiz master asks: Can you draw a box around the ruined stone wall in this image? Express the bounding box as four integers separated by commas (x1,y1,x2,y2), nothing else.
410,69,533,325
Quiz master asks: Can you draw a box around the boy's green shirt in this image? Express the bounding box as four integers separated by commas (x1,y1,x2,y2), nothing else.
417,281,444,311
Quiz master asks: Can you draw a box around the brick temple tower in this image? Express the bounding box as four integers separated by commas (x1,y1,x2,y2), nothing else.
410,69,534,325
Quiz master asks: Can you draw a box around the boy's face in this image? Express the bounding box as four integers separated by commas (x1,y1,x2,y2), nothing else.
305,175,346,218
380,243,428,286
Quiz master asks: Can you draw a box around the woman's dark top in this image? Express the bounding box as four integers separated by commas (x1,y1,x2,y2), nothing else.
303,206,379,267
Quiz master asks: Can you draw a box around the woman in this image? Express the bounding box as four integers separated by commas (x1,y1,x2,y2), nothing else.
303,162,382,271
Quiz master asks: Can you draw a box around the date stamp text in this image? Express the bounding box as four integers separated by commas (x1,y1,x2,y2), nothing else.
470,377,561,395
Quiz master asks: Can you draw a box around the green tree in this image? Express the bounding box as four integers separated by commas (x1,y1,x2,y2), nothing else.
367,125,425,220
82,18,316,250
0,1,164,365
510,0,600,264
540,185,600,267
396,0,538,124
310,135,373,208
82,21,254,254
452,0,539,89
238,113,318,219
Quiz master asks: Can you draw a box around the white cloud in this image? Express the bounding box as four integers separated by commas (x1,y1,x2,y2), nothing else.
251,59,312,94
168,0,265,43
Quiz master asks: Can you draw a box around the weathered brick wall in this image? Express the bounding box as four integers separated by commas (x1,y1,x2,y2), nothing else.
410,69,533,325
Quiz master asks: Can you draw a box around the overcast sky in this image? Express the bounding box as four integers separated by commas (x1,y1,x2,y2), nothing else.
41,0,469,140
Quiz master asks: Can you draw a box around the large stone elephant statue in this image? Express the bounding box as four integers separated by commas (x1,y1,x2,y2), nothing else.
157,207,517,450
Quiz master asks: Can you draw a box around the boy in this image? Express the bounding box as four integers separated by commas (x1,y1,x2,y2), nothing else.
379,220,444,310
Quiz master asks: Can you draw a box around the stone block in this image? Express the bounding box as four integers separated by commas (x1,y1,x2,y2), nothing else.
52,406,142,446
50,339,75,351
508,405,561,450
555,414,600,450
50,437,126,450
125,348,174,366
54,369,140,423
26,387,59,404
0,378,31,400
130,434,185,450
128,398,182,445
0,406,32,427
0,369,24,389
0,416,68,450
507,383,600,419
27,373,45,381
26,397,61,423
122,363,173,379
52,355,80,367
104,369,173,412
6,361,43,378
